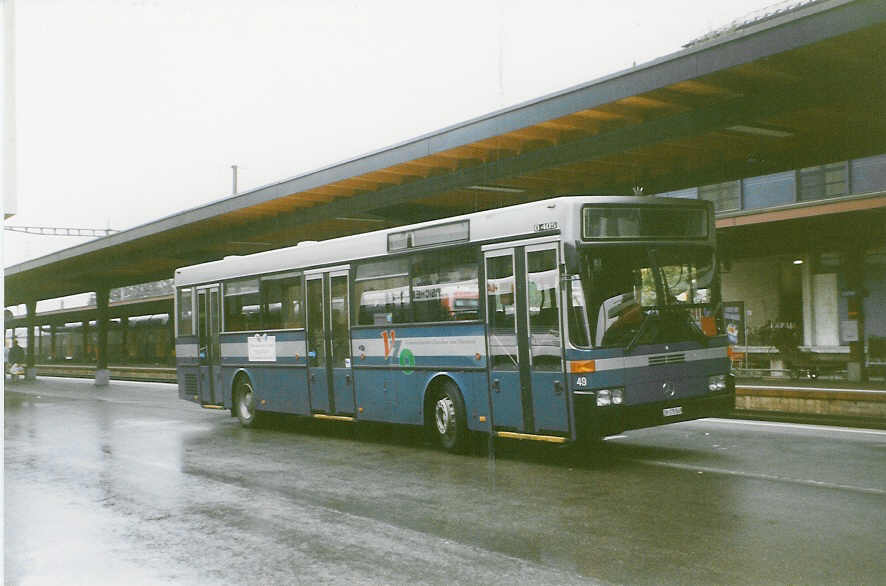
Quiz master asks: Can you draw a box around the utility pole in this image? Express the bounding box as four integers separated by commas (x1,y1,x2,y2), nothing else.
231,164,238,195
3,0,17,219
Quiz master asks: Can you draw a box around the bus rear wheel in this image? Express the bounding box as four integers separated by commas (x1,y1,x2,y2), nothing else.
430,382,467,453
234,376,259,428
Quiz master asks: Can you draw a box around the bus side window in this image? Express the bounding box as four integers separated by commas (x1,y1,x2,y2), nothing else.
177,287,194,336
411,248,479,323
354,258,411,326
566,277,590,348
224,278,260,332
261,272,304,330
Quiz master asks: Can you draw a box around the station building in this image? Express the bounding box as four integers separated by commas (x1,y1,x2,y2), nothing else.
5,0,886,385
658,153,886,379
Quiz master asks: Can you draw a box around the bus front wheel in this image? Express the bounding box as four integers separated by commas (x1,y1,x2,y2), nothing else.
430,382,467,453
234,376,259,428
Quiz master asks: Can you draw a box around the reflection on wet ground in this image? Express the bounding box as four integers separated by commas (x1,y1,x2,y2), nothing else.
5,378,886,585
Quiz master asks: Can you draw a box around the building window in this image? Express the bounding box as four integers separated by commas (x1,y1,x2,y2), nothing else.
656,187,698,199
699,180,740,212
798,162,847,202
851,153,886,195
742,171,795,210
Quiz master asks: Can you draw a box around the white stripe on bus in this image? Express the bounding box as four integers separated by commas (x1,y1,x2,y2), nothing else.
592,346,728,372
353,335,486,358
220,340,307,359
175,344,198,358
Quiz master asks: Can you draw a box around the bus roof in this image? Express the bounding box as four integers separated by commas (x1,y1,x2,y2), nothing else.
173,195,711,287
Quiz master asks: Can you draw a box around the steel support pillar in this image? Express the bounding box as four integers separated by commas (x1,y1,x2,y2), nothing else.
167,315,174,364
845,245,867,383
120,316,129,364
81,320,89,362
25,300,36,380
95,287,110,386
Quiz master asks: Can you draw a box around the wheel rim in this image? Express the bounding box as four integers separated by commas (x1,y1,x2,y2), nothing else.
237,382,254,421
435,395,455,437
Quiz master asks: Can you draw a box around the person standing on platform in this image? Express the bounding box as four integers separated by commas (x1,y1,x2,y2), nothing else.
7,339,25,380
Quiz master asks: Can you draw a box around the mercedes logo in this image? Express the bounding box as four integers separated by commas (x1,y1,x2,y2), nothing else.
662,382,676,398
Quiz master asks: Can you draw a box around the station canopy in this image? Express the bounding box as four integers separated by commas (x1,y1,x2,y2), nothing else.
5,0,886,306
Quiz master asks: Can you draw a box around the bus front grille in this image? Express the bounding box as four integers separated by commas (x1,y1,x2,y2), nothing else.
648,353,686,366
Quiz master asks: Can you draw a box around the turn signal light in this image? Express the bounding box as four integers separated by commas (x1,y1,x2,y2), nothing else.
567,360,596,373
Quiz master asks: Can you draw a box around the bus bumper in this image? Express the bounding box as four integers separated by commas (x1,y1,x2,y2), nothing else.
575,390,735,441
618,390,734,432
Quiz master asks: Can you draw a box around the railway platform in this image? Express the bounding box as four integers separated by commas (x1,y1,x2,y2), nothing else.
735,377,886,429
12,364,886,430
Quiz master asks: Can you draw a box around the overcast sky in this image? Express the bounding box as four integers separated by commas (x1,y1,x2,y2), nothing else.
4,0,776,269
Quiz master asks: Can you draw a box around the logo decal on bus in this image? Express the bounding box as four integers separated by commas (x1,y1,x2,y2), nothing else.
399,349,415,375
381,330,397,359
381,329,414,374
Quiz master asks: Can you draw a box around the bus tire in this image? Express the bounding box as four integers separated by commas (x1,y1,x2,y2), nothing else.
233,375,260,428
429,381,467,453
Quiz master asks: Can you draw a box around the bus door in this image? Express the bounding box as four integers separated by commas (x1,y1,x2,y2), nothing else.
196,284,222,405
306,268,355,416
484,243,568,435
524,243,568,434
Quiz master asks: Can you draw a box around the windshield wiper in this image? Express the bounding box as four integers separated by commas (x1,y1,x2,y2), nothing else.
625,309,656,354
648,249,668,306
660,304,710,346
645,249,709,347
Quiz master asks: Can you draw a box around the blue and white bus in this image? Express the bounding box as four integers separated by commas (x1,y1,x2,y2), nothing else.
174,196,733,452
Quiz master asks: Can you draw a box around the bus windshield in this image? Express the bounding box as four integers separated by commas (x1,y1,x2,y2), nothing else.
579,245,715,348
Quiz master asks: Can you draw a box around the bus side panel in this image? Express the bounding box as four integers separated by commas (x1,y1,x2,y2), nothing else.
351,323,487,425
461,370,491,432
353,369,486,428
392,370,433,424
384,370,477,426
219,364,313,416
219,330,310,415
352,367,389,422
254,367,311,415
175,335,200,403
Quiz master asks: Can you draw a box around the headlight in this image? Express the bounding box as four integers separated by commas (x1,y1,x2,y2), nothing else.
595,387,624,406
612,387,624,405
708,374,727,392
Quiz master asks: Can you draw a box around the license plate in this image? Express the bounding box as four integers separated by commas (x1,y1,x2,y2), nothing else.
662,406,683,417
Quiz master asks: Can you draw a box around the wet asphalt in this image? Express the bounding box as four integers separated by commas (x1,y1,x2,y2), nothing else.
4,377,886,585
